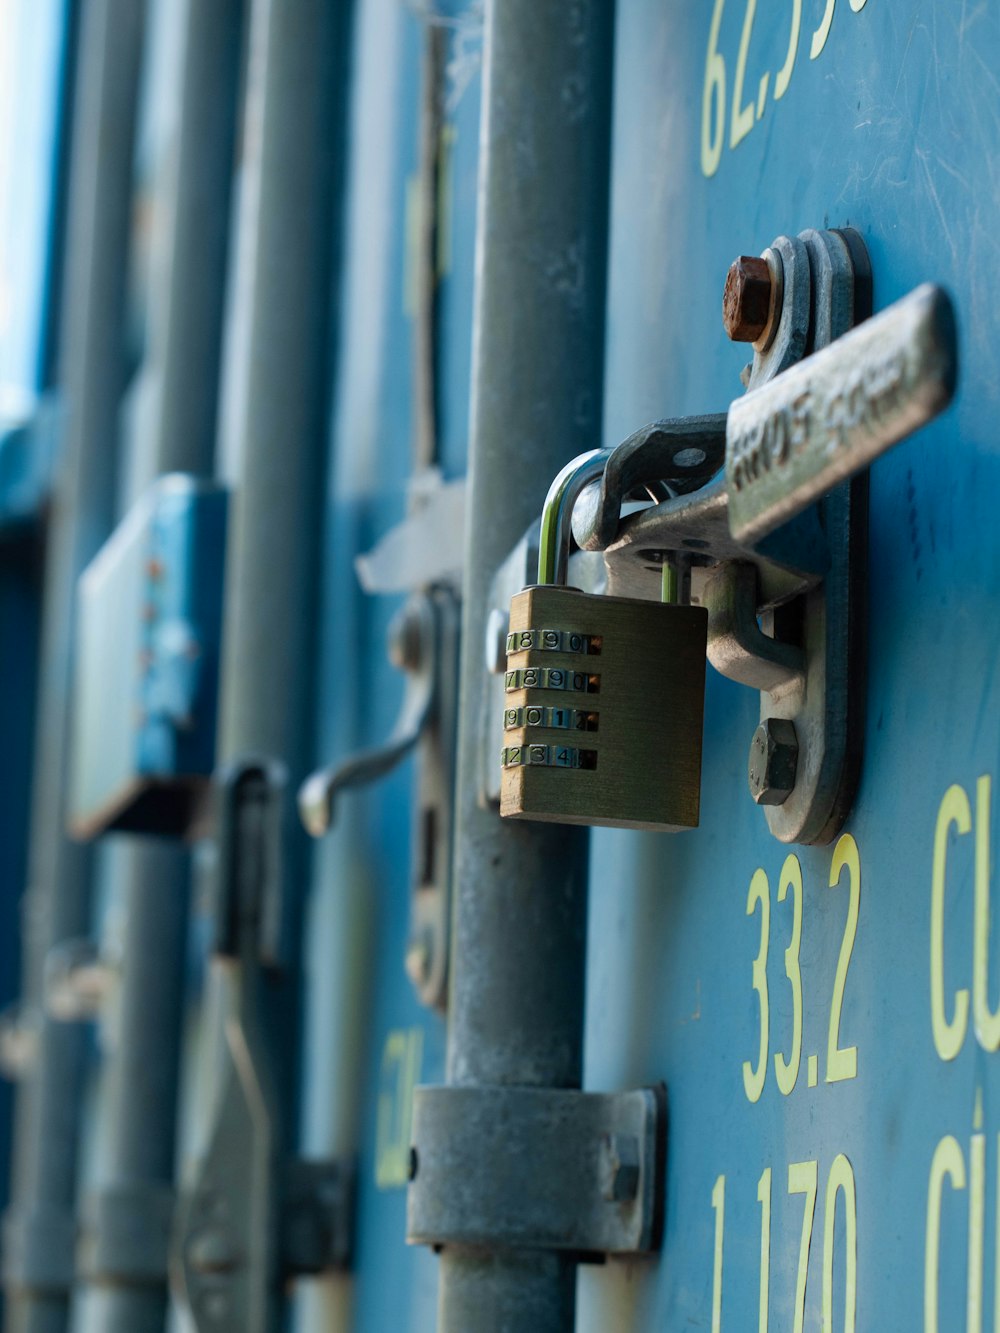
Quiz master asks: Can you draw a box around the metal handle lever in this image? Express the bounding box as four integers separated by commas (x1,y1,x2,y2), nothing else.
298,595,436,838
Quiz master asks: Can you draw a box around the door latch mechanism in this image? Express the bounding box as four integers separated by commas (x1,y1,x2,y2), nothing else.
500,229,957,843
298,584,459,1010
173,762,354,1331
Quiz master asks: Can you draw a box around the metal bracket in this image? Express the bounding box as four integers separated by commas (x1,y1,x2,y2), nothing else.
282,1158,354,1276
716,228,871,843
704,561,804,693
78,1181,175,1286
299,586,459,1011
581,228,956,843
407,1085,664,1257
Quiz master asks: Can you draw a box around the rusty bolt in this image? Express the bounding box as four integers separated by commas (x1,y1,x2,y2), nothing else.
748,718,799,806
722,255,773,343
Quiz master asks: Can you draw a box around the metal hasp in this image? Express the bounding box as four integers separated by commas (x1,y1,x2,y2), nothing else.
299,583,459,1011
407,1085,664,1256
173,763,354,1329
589,229,958,843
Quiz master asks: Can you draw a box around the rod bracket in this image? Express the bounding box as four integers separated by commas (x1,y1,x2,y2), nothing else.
406,1085,664,1258
78,1181,175,1286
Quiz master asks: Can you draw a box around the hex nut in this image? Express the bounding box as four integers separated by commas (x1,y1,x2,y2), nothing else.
722,255,773,343
748,718,799,806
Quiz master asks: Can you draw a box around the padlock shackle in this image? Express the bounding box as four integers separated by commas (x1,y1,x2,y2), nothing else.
537,448,612,586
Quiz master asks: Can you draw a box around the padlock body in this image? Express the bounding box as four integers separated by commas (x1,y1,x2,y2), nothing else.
500,585,707,832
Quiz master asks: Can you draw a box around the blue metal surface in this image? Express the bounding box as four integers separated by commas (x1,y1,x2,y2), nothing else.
576,4,1000,1329
69,477,227,837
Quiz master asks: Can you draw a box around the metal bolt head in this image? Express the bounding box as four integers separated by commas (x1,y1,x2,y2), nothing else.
601,1134,641,1204
748,718,799,806
723,255,773,343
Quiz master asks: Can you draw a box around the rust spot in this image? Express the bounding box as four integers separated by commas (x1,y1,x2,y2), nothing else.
722,255,772,343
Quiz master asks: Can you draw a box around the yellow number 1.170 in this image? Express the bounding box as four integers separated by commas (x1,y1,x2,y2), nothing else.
711,1157,856,1331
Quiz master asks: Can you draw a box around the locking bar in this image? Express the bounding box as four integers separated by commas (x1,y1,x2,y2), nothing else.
726,282,956,548
406,1085,664,1257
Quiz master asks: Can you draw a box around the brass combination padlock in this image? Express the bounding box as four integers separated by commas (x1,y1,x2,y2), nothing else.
500,451,708,831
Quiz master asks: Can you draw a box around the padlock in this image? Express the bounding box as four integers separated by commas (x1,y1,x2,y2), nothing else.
500,450,708,831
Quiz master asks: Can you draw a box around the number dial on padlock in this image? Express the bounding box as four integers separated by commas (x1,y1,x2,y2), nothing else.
500,585,708,832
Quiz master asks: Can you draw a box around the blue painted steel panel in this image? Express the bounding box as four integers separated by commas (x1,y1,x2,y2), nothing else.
577,4,1000,1329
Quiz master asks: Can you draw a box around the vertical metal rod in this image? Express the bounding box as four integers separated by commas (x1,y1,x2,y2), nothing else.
217,0,340,776
185,0,346,1325
128,0,247,498
2,4,148,1331
440,1,614,1328
74,4,244,1331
